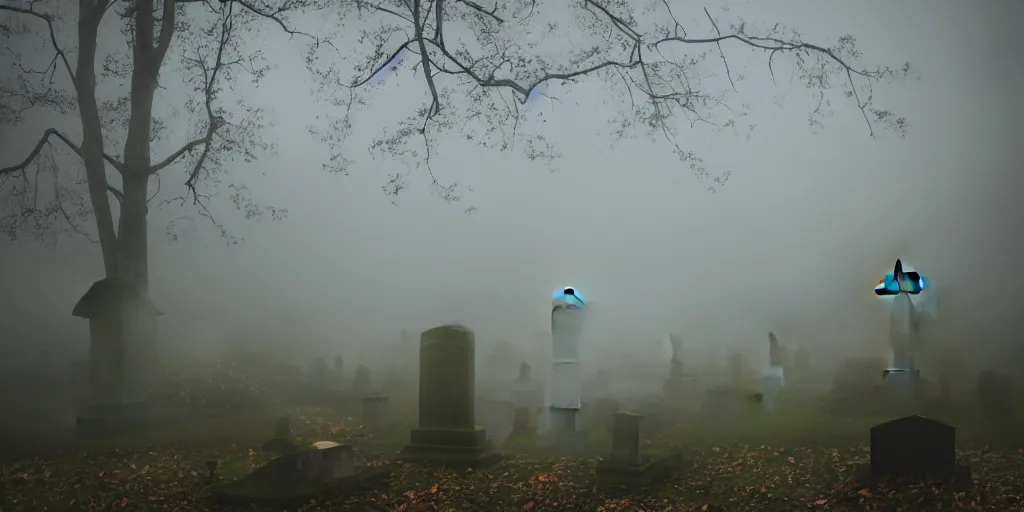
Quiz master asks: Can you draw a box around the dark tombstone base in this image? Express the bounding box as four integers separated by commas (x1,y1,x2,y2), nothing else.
596,451,682,492
851,462,972,490
75,399,161,438
398,427,502,469
213,447,393,508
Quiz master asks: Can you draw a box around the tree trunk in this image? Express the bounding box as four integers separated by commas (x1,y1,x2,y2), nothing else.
76,1,118,277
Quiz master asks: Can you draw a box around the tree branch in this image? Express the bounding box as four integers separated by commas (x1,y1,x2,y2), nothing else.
0,128,126,177
0,3,77,87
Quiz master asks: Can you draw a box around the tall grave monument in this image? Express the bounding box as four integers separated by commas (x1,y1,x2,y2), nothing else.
549,286,586,437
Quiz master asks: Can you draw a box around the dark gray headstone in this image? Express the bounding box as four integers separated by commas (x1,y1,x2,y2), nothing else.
398,325,501,468
863,415,970,485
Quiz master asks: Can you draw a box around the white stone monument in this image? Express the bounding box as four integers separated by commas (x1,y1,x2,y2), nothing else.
761,331,786,410
549,286,585,434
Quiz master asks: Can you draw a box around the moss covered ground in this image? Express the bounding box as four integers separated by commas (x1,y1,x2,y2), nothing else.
2,400,1023,511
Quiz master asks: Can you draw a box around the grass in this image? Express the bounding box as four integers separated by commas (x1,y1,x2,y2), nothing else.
2,402,1024,511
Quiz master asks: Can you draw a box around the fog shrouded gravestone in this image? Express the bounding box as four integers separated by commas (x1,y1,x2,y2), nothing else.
353,365,371,395
761,332,785,411
854,415,971,487
511,361,545,435
72,278,163,437
595,411,681,491
361,394,389,428
329,355,345,389
662,333,701,412
398,325,501,468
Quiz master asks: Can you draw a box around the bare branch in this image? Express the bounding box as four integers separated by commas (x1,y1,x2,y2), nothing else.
0,3,77,87
0,128,126,177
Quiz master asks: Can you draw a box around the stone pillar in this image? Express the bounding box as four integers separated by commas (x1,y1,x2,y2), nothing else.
609,411,643,465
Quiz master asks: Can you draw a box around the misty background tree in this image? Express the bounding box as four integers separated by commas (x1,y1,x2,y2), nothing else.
0,0,911,405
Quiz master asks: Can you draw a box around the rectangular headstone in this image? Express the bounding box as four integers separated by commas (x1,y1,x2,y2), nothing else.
418,326,474,429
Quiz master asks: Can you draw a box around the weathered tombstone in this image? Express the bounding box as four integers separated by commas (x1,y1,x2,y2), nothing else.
511,361,545,429
329,355,345,389
595,411,680,491
72,278,162,437
854,415,971,486
361,394,389,428
213,443,392,507
518,361,532,382
476,399,515,447
352,365,371,394
398,325,501,468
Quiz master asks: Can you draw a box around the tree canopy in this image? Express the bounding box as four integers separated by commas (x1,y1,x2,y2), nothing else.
1,0,913,249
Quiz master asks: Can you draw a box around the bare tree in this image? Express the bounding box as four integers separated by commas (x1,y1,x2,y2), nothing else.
0,0,297,292
303,0,912,202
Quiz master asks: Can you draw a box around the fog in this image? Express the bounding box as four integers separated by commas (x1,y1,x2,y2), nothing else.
1,0,1021,446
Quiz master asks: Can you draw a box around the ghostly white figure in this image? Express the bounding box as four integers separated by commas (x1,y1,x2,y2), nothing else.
874,259,937,403
549,286,585,433
761,332,785,410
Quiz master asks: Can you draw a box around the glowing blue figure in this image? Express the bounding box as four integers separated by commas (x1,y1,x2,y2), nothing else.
549,286,585,434
873,259,929,402
551,285,586,310
526,82,549,106
874,259,927,296
368,49,409,86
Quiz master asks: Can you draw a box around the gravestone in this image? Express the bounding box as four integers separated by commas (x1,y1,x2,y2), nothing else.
398,325,501,468
476,399,515,447
854,415,971,486
214,443,391,507
595,411,680,491
329,355,345,389
662,334,701,412
511,361,545,429
353,365,372,394
72,278,163,437
361,394,389,428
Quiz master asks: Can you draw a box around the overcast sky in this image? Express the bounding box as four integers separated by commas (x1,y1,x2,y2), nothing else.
1,0,1020,370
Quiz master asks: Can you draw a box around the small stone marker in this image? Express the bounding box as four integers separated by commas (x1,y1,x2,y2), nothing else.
213,443,391,507
398,324,501,468
595,411,680,490
854,415,972,486
361,394,389,427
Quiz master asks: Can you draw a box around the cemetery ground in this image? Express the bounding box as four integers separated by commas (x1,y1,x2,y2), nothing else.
2,400,1024,512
